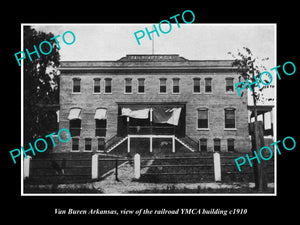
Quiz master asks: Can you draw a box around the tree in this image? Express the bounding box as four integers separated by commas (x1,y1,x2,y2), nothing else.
228,47,270,192
23,26,60,147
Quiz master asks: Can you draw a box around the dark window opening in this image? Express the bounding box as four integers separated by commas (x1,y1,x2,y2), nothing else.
72,138,79,151
85,138,92,151
214,138,221,152
95,119,107,137
70,119,81,136
228,139,235,152
200,138,207,152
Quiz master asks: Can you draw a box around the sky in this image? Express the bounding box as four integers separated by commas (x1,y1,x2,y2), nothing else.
30,23,276,106
31,24,275,67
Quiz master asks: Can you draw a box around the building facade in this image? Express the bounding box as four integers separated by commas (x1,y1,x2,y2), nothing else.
56,54,250,154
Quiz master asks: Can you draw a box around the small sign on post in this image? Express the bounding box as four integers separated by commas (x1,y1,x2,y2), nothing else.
23,156,32,180
92,154,98,179
134,153,141,179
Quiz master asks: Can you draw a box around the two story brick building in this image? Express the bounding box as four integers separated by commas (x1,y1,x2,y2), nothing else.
56,54,250,155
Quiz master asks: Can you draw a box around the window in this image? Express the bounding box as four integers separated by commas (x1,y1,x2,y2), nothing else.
124,78,132,93
72,138,79,151
225,108,236,128
205,78,212,93
214,138,221,152
228,139,235,152
199,138,207,152
137,78,145,93
95,108,107,137
95,119,107,136
172,78,180,93
193,78,200,93
97,138,105,152
159,78,167,93
94,78,101,93
104,78,112,93
197,108,208,129
225,78,234,92
85,138,92,151
70,119,81,136
68,108,82,136
72,78,81,93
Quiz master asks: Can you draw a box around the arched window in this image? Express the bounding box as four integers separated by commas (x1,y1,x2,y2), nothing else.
94,108,107,137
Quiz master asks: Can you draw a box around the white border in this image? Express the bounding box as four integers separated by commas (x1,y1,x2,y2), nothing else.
21,23,277,197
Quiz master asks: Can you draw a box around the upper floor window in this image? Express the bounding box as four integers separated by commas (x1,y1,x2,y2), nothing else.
172,78,180,93
137,78,145,93
225,78,234,92
94,78,101,93
193,78,200,93
104,78,112,93
205,78,212,93
72,78,81,93
197,108,208,129
225,108,236,129
159,78,167,93
124,78,132,93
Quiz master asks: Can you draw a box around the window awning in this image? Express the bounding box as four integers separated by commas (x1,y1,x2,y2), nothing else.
94,108,107,120
68,108,81,120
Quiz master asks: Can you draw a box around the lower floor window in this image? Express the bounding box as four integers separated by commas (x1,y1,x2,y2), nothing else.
72,138,79,151
199,138,207,152
214,138,221,152
85,138,92,151
227,139,235,151
98,138,106,151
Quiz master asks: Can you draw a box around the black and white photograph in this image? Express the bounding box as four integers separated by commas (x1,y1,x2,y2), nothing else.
3,3,298,222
